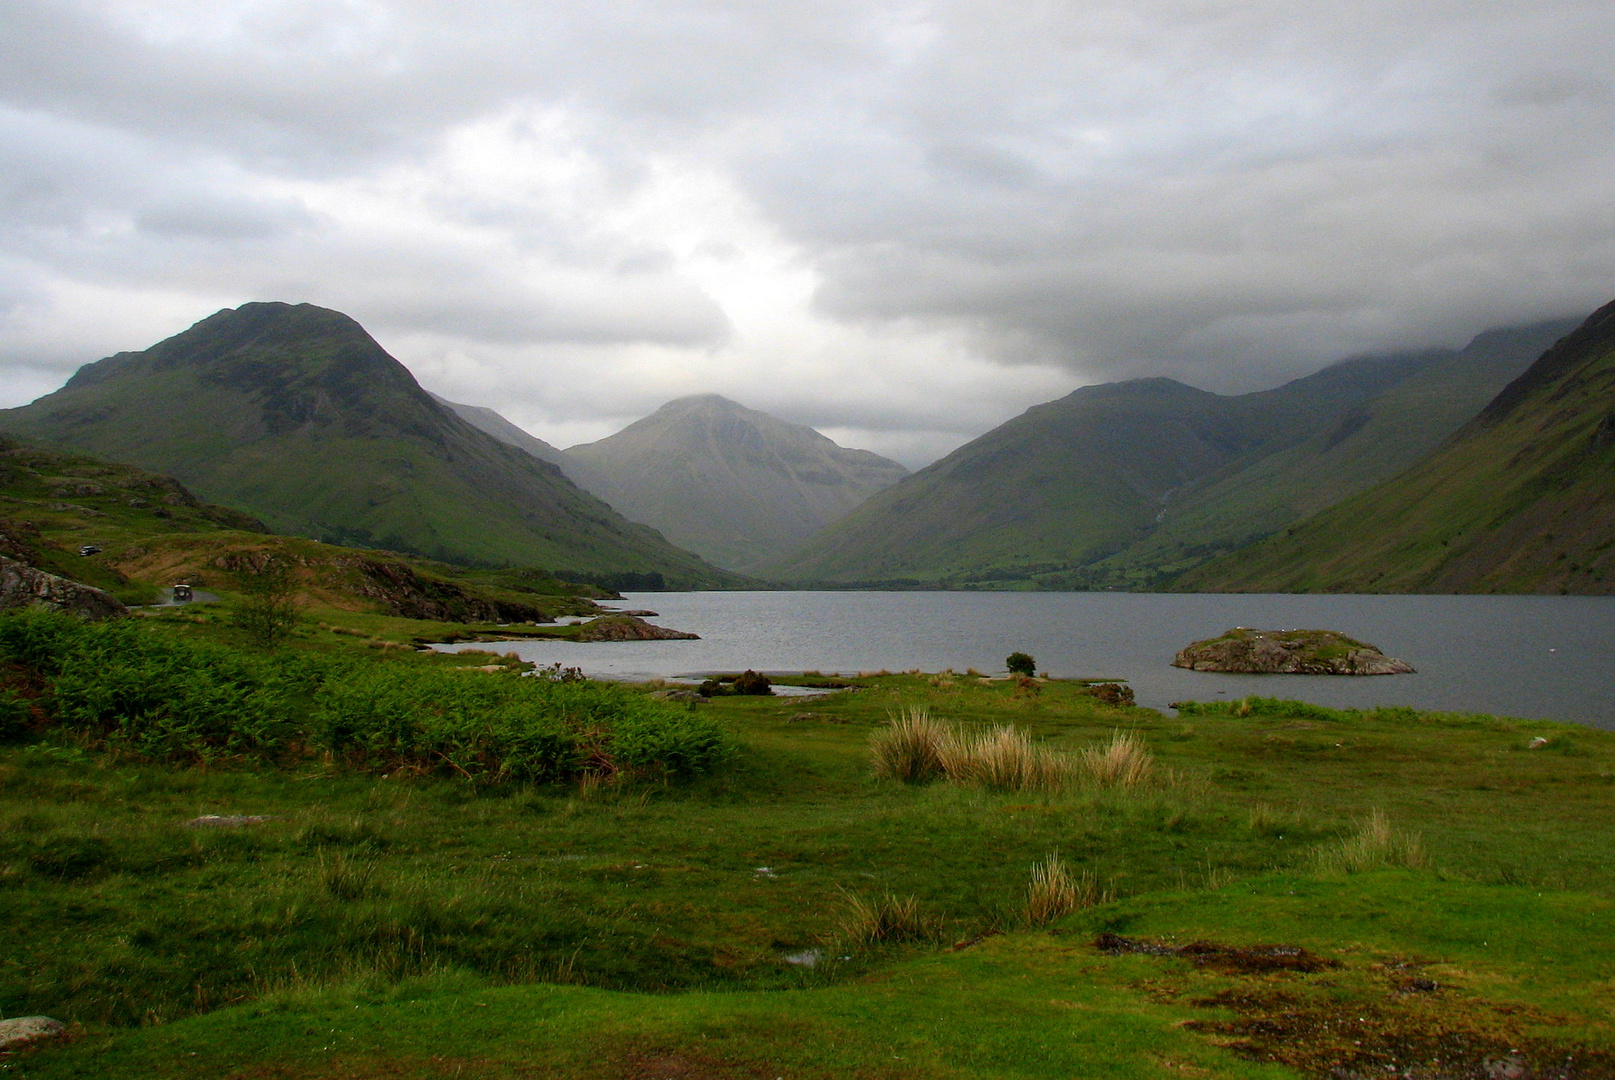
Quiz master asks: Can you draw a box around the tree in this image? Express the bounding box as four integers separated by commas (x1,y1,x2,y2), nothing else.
1005,651,1036,677
233,556,301,648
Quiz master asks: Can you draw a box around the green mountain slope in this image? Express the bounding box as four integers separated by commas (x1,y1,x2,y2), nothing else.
0,303,735,586
764,319,1571,588
1177,301,1615,594
1097,319,1577,586
761,353,1444,586
562,394,909,573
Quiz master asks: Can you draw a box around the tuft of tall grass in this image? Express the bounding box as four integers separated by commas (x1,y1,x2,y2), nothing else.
1314,809,1427,874
1024,854,1105,927
868,707,948,782
941,725,1072,791
1080,731,1154,788
836,889,942,945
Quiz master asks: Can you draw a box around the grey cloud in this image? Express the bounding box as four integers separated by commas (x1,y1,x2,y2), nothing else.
136,194,321,240
3,0,1615,443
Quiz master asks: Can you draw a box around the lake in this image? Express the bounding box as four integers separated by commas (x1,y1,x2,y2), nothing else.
441,591,1615,730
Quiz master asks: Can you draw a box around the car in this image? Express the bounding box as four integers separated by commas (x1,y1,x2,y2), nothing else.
79,544,101,556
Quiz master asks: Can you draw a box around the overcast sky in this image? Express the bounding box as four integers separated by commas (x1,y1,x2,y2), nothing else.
3,0,1612,466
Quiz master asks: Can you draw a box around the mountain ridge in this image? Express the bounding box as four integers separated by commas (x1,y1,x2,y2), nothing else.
762,318,1576,587
0,303,738,586
1175,302,1615,594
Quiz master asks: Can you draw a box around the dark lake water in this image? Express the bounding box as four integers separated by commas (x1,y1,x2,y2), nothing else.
443,591,1615,729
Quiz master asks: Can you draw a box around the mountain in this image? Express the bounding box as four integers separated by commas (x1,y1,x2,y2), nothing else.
0,435,608,619
0,303,736,586
1090,318,1579,586
1177,301,1615,594
431,394,573,472
560,394,909,573
762,319,1571,587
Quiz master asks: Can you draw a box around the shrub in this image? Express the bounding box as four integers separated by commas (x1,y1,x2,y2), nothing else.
1080,731,1153,788
0,610,733,782
231,556,302,648
869,707,947,782
1005,651,1036,677
731,670,772,696
311,665,731,782
1082,682,1134,707
40,618,304,763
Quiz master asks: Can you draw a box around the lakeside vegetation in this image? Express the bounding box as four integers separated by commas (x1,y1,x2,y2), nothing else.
3,603,1614,1078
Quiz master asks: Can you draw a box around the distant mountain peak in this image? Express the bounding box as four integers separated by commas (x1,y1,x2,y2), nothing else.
562,395,908,573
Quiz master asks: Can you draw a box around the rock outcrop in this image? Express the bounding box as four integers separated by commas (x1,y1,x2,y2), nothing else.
0,555,127,619
1172,628,1413,675
575,615,699,642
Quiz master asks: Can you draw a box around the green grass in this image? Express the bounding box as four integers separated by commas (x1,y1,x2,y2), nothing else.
4,627,1615,1077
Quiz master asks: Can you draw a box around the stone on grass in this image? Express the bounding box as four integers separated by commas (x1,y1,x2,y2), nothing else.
0,1016,65,1050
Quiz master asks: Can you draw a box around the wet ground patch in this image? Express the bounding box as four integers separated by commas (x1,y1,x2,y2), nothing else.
1093,935,1615,1079
1095,932,1340,974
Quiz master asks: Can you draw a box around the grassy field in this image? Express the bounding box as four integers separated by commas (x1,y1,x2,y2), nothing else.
3,617,1614,1078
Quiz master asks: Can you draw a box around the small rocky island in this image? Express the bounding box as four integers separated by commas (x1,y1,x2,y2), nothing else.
1173,628,1414,675
575,614,699,642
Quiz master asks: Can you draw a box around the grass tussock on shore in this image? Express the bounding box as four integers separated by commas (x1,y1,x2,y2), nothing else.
869,708,1154,792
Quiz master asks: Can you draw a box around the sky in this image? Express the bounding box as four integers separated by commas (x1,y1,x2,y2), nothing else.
2,0,1613,468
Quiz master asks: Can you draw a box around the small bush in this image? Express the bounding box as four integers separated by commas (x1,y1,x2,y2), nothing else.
698,670,773,697
1081,731,1154,788
731,670,772,696
1082,682,1135,707
231,556,302,648
869,707,947,782
1314,809,1427,874
1025,854,1104,927
1005,651,1036,677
